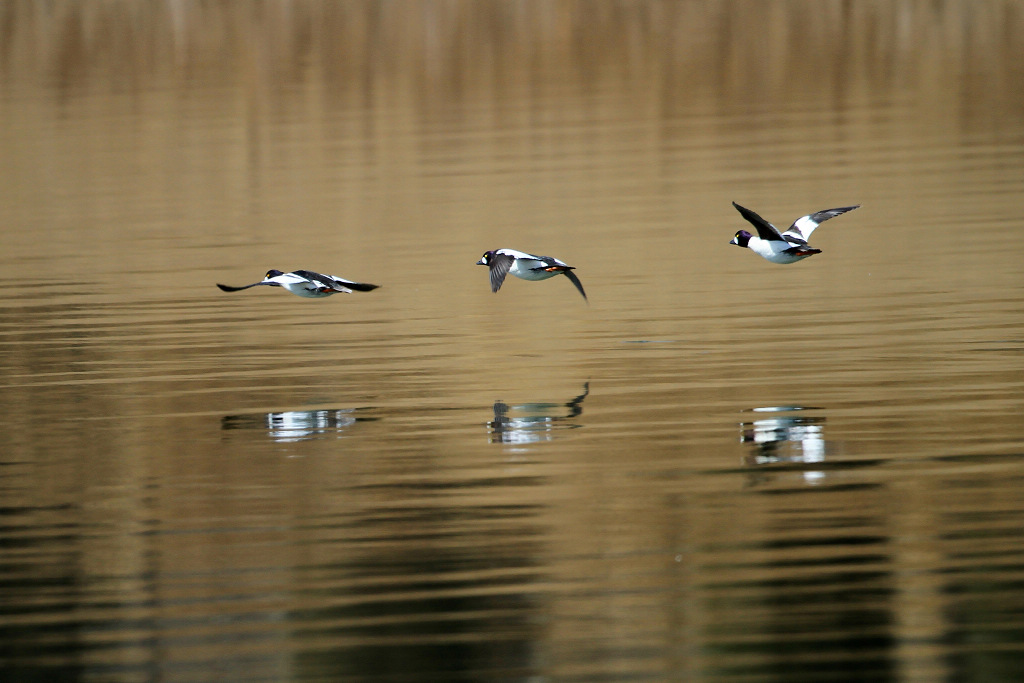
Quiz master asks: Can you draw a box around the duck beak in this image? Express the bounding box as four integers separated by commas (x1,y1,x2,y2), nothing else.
476,258,486,266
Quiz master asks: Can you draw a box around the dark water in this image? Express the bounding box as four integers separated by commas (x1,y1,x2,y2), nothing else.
2,2,1024,681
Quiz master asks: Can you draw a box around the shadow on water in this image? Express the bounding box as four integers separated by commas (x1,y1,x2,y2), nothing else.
487,382,589,447
700,406,899,679
222,408,376,443
740,405,829,486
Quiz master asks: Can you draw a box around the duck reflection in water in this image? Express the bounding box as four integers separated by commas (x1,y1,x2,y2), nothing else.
740,406,827,485
222,408,367,443
488,382,589,446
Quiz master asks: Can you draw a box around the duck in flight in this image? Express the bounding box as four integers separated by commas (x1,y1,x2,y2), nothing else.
729,202,860,264
476,249,588,303
216,270,379,298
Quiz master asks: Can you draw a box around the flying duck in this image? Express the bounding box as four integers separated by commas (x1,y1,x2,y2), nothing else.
216,270,379,298
729,202,859,264
476,249,588,302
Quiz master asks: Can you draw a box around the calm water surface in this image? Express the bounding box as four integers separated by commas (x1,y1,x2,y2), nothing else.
2,2,1024,681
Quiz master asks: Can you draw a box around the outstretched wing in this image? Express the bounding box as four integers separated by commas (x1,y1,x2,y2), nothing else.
322,273,380,292
216,281,265,292
289,270,377,294
785,205,860,241
732,202,786,242
488,253,515,292
562,268,588,303
333,280,379,292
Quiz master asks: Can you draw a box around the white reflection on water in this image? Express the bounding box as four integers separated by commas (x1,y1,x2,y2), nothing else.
487,382,589,447
222,408,367,442
740,406,828,485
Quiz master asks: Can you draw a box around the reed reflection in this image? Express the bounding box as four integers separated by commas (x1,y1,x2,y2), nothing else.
291,479,544,678
222,408,372,443
487,382,589,446
740,406,828,485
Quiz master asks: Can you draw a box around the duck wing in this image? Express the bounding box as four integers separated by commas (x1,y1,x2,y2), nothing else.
784,205,860,241
732,202,786,242
487,252,515,292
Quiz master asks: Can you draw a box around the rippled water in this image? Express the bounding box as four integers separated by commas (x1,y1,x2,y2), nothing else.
2,2,1024,681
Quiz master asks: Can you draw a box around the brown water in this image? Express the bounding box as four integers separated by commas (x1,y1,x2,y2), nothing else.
2,2,1024,681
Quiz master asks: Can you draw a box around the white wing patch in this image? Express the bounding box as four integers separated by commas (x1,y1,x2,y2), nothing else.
787,214,820,240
